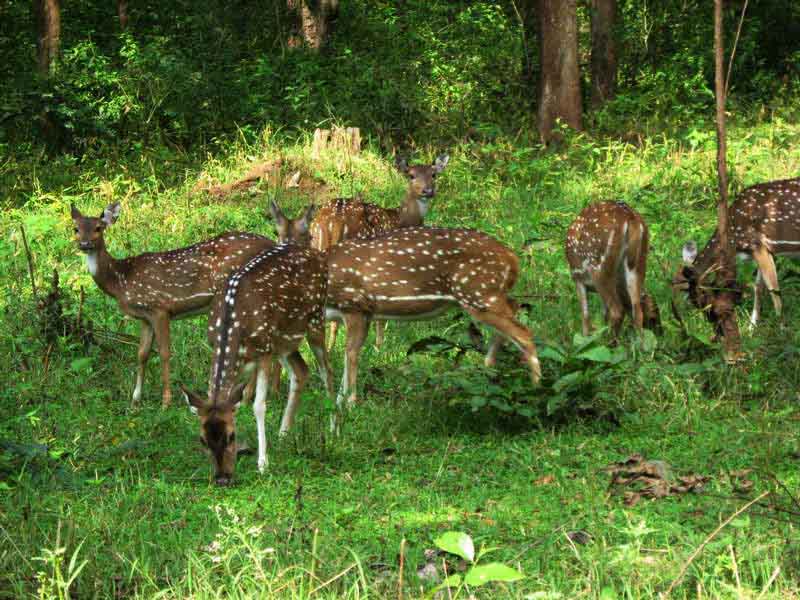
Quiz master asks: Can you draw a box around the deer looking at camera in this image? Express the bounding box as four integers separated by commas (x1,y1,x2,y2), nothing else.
675,177,800,327
182,244,334,485
71,203,275,407
565,202,661,337
271,154,450,348
324,226,541,419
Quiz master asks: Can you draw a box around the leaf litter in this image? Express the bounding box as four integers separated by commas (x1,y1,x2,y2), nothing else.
604,454,710,506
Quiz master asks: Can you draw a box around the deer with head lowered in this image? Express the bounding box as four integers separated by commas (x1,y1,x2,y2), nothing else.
181,244,333,485
565,202,661,337
675,177,800,327
323,226,541,424
271,154,450,348
71,202,275,408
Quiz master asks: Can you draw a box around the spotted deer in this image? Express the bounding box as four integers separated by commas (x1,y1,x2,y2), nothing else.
181,244,333,485
71,203,275,407
325,226,541,419
272,154,450,349
565,202,661,337
676,177,800,326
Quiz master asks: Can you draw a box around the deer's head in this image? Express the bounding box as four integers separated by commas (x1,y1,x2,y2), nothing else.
396,154,449,211
70,203,120,253
182,383,246,486
270,201,315,245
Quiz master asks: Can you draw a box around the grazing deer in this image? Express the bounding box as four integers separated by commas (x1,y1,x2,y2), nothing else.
325,226,541,415
565,202,661,337
271,155,450,348
71,203,275,408
676,177,800,326
181,244,333,485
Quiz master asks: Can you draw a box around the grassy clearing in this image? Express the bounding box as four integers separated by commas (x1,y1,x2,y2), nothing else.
2,117,800,598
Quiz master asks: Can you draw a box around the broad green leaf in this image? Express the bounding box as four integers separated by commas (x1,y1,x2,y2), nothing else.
640,329,658,353
599,587,618,600
537,346,566,364
577,346,614,363
552,371,583,393
71,357,93,373
434,531,475,562
464,562,523,587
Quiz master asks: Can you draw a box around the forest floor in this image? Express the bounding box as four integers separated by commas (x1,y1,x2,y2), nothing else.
2,120,800,599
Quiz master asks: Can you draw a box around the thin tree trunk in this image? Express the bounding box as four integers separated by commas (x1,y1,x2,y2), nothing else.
713,0,742,359
590,0,616,108
536,0,582,144
34,0,60,75
118,0,129,30
287,0,339,50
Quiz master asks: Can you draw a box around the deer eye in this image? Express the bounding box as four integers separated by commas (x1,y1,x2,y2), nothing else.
73,227,79,234
227,433,236,445
94,226,102,233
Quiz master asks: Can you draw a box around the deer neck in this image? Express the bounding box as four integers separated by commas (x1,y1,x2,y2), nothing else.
85,241,123,297
397,191,427,228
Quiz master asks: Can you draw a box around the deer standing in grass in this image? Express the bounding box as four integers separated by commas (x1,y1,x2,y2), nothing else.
675,178,800,326
324,226,541,420
181,244,333,485
271,154,450,348
71,203,275,408
565,202,660,337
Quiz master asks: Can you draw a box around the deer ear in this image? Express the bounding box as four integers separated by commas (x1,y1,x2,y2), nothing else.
180,384,207,415
682,241,698,265
101,203,121,226
270,200,286,225
433,154,450,173
296,204,316,233
227,382,247,412
70,204,82,220
395,157,409,174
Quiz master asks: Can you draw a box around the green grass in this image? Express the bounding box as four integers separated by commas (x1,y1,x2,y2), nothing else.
2,118,800,598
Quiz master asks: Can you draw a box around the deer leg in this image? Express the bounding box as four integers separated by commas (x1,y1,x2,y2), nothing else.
269,359,282,398
484,334,503,368
253,355,273,473
594,277,624,339
328,321,340,351
132,320,154,405
308,328,334,397
623,262,644,332
575,280,592,336
750,269,765,327
465,303,541,385
374,321,386,349
752,246,781,321
152,313,172,408
278,351,309,436
340,313,369,408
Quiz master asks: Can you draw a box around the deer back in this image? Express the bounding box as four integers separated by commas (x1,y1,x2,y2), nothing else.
326,227,519,316
566,202,647,280
115,233,276,316
206,244,328,404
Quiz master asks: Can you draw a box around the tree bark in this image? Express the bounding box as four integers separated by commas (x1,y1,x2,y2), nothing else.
590,0,616,108
713,0,743,360
34,0,60,75
118,0,129,30
536,0,582,144
287,0,339,50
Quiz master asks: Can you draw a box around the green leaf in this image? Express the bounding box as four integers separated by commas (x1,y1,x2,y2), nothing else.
576,346,614,363
599,586,618,600
640,329,658,353
70,357,93,373
434,531,475,562
464,562,523,587
552,371,583,393
537,345,566,364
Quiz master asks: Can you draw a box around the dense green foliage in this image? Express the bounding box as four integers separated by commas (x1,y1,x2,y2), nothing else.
2,0,800,598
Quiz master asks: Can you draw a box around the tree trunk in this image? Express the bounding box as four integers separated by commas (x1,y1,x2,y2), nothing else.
34,0,60,75
536,0,582,144
590,0,616,108
713,0,743,361
287,0,339,50
118,0,129,30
